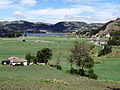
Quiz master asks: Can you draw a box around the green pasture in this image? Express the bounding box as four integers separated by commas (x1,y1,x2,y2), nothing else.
1,65,119,90
0,36,120,89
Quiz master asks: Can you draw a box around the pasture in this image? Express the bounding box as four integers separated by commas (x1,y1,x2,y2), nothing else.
0,65,119,90
0,36,120,89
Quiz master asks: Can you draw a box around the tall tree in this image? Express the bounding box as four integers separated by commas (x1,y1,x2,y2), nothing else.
69,42,94,76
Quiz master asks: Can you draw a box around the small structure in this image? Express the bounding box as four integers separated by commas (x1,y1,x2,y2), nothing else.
1,56,28,66
91,35,108,46
8,56,27,66
37,62,45,65
106,33,111,38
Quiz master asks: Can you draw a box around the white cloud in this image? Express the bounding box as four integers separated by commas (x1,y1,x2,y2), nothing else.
20,0,37,6
25,5,95,16
93,3,120,21
13,2,119,23
0,0,120,24
0,0,15,9
12,11,26,19
63,0,80,3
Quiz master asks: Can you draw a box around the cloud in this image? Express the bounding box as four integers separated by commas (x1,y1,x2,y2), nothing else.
12,11,27,19
14,2,119,23
0,0,120,24
63,0,80,3
26,5,95,16
0,0,15,9
92,3,120,21
20,0,37,6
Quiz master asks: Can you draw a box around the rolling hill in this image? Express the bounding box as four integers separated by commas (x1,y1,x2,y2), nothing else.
0,20,103,33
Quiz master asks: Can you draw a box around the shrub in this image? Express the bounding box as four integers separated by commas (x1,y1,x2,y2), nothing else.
97,45,112,57
32,56,38,64
36,48,52,64
79,69,85,76
25,53,32,64
56,65,62,70
88,69,98,80
49,63,62,70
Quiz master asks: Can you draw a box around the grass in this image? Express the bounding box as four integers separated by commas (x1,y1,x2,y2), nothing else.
0,36,120,89
94,57,120,81
0,65,119,90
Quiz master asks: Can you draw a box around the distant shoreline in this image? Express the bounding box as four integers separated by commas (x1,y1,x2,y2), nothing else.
22,32,68,37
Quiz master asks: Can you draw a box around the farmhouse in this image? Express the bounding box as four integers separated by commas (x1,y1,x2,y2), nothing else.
1,56,27,66
91,36,108,46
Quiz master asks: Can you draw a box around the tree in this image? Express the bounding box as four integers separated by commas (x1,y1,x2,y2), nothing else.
5,30,21,38
88,69,98,79
68,54,74,74
25,53,32,64
32,56,38,64
69,42,95,76
108,30,120,46
36,48,52,64
97,45,112,57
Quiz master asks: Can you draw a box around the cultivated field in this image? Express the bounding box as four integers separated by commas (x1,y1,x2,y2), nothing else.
0,36,120,90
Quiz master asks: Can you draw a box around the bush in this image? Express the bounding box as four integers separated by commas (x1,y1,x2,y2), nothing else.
49,64,62,70
25,53,32,64
70,67,74,74
88,69,98,80
56,65,62,70
32,56,38,64
79,69,85,76
97,45,112,57
37,48,52,64
97,50,103,57
108,30,120,46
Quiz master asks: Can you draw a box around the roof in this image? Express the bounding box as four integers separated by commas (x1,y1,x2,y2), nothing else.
8,56,27,63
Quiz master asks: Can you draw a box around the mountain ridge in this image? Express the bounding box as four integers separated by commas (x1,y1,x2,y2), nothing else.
0,20,103,33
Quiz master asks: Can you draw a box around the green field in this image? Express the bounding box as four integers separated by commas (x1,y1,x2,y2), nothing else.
0,36,120,89
1,65,119,90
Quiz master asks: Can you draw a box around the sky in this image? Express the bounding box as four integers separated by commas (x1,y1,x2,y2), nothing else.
0,0,120,23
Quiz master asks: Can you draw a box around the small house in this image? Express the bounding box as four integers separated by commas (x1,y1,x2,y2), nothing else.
8,56,27,66
1,56,28,66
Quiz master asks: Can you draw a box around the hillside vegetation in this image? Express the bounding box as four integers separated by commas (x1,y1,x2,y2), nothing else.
0,65,119,90
0,37,120,83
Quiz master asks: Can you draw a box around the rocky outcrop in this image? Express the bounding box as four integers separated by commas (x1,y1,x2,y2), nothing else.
105,18,120,32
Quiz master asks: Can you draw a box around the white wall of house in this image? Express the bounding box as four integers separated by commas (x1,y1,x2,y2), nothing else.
106,34,111,38
37,62,45,65
11,62,16,66
23,62,27,66
4,62,6,65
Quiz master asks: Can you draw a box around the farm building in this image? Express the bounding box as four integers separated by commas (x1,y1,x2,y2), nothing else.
91,36,108,46
1,56,27,66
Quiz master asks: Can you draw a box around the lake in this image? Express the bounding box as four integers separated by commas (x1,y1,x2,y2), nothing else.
22,33,67,37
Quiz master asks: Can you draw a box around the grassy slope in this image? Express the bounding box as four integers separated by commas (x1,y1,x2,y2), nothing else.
0,36,120,89
0,65,119,90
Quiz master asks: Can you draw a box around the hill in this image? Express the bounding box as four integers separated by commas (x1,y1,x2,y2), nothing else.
92,18,120,36
105,18,120,32
0,65,119,90
0,20,103,33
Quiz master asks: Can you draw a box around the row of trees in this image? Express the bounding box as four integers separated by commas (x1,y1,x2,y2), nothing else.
26,48,52,65
0,30,22,38
68,42,97,79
